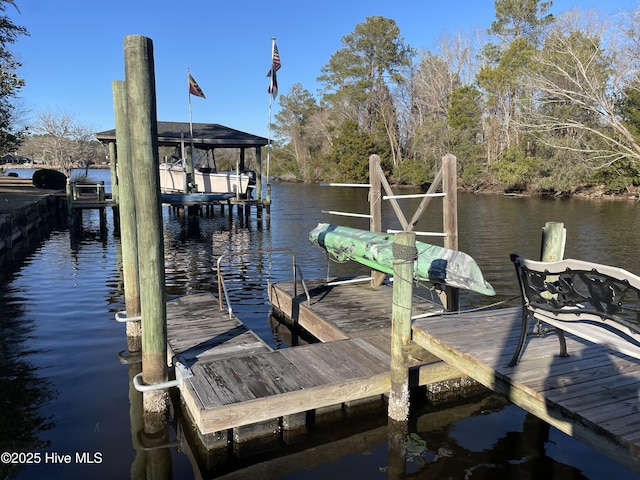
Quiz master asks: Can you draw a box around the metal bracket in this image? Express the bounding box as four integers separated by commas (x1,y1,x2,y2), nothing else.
132,362,193,392
115,311,142,323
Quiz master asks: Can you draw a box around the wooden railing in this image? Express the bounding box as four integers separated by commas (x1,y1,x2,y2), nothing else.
320,153,459,310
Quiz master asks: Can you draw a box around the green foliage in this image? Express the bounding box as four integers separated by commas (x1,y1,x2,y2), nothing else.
447,86,481,131
489,0,554,45
592,159,640,193
0,1,28,156
325,119,380,183
618,82,640,142
460,161,494,190
491,146,541,191
393,156,435,186
269,6,640,198
447,86,485,172
318,16,413,133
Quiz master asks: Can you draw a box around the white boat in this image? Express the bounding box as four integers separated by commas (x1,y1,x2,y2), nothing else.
159,159,255,196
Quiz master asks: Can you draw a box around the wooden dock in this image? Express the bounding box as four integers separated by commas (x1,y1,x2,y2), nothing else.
165,282,463,443
412,307,640,473
166,282,640,473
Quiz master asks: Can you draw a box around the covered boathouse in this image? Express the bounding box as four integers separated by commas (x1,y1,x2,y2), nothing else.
96,121,270,200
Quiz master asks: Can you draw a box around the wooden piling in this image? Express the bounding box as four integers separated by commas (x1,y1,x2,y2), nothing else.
540,221,566,261
442,154,459,311
369,154,386,288
255,146,263,201
124,35,168,427
108,138,120,232
388,231,416,421
113,80,142,352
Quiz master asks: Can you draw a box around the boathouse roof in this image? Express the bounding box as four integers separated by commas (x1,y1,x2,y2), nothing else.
95,121,269,149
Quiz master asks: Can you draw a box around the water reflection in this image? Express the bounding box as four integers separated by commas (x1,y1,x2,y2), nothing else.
0,286,56,480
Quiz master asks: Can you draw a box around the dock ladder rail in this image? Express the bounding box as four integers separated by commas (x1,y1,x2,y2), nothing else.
216,247,311,318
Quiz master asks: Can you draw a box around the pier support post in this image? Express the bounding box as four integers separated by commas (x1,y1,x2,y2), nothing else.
540,222,566,261
387,231,415,478
388,231,416,421
125,34,168,430
113,80,142,352
442,154,459,311
369,154,386,288
108,142,120,232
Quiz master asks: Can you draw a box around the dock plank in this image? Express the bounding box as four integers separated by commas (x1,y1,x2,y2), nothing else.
166,293,272,366
412,307,640,473
269,279,442,340
166,285,461,440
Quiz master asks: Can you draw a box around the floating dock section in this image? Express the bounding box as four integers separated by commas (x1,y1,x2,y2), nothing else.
166,282,467,448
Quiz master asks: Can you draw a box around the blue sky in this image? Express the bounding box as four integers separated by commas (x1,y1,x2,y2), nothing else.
11,0,640,139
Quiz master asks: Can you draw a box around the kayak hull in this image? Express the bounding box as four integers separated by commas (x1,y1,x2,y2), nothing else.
309,223,495,296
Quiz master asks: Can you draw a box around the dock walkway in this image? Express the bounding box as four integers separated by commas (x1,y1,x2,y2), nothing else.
165,281,455,439
412,307,640,473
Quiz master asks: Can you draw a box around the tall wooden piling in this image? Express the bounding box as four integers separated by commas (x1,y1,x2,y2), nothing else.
387,231,416,478
388,231,416,421
108,142,120,232
124,35,168,427
442,154,459,311
113,80,142,352
369,154,386,288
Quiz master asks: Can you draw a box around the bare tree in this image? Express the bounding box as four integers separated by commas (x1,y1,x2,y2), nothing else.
26,109,98,177
400,30,481,165
521,9,640,168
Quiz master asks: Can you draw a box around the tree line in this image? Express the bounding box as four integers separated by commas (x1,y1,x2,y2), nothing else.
3,1,640,195
271,1,640,196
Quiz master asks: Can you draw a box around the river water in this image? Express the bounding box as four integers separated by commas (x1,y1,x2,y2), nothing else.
1,168,639,479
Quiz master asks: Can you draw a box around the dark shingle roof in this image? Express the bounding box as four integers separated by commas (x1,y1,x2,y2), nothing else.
96,121,269,149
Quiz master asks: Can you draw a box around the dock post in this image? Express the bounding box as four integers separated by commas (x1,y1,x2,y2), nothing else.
255,146,262,201
125,35,169,432
369,155,386,288
540,222,566,261
108,142,120,232
388,231,416,477
266,184,271,221
442,154,459,311
113,80,141,352
65,179,73,219
389,231,416,421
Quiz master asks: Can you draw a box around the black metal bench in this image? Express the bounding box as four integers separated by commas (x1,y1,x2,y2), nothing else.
509,254,640,366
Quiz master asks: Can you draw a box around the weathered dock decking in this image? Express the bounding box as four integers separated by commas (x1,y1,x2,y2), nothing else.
412,307,640,473
165,283,462,441
268,278,444,341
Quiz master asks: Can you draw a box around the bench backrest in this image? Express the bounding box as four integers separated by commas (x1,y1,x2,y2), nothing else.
510,254,640,337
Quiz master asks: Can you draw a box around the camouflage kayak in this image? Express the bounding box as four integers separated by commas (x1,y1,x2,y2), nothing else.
309,223,495,296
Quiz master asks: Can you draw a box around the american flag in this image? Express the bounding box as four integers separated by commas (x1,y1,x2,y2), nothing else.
267,41,281,98
272,43,281,72
266,42,281,77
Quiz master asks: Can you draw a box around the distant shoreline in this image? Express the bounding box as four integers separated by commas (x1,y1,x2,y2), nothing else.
2,164,111,170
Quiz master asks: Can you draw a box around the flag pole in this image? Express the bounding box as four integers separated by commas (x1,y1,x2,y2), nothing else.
266,37,276,193
187,68,195,192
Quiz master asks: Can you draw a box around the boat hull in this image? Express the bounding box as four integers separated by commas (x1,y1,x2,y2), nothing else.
160,192,234,205
309,223,495,296
159,163,253,195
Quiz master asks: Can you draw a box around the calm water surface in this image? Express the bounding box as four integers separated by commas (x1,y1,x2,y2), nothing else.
1,168,640,479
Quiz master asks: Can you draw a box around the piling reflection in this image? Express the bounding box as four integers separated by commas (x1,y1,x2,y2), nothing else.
166,391,602,479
